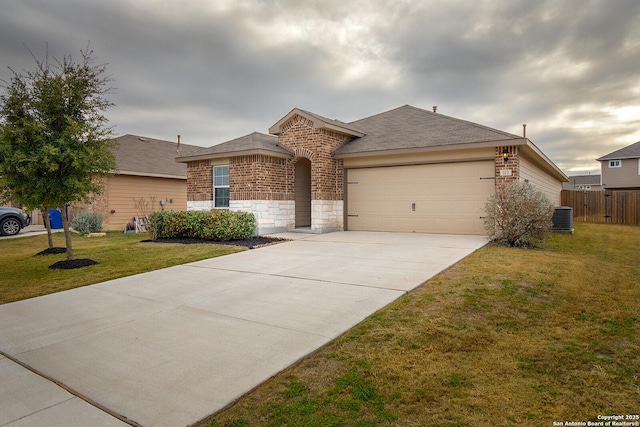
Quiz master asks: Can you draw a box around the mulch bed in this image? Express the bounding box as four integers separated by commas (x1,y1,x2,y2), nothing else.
49,259,99,270
142,236,290,249
35,247,99,270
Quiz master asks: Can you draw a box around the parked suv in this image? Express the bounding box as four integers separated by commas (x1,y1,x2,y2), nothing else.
0,206,31,236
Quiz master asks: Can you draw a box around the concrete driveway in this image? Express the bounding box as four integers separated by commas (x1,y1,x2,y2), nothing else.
0,231,486,427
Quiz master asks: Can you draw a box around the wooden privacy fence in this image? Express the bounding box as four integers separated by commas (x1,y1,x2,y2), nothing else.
561,190,640,226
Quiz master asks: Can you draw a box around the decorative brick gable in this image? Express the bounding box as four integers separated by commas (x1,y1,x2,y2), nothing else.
277,115,351,201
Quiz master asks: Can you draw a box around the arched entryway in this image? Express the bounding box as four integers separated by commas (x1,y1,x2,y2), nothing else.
295,158,311,228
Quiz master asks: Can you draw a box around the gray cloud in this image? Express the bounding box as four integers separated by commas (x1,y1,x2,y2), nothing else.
1,0,639,174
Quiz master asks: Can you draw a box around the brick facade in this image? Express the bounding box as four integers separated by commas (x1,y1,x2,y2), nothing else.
230,155,293,201
187,160,213,202
277,115,351,201
495,145,519,187
184,114,353,232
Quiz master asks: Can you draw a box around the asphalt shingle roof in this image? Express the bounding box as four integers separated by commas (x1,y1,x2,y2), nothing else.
597,140,640,160
114,134,201,178
565,174,602,186
176,105,527,161
295,108,365,136
177,132,292,159
334,105,521,155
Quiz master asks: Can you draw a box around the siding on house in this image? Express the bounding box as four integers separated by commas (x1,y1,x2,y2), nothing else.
341,147,495,169
601,158,640,190
103,175,187,231
519,155,563,205
70,134,200,231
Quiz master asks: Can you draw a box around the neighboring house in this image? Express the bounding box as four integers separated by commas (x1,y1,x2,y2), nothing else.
596,140,640,190
562,174,603,191
77,134,201,231
177,105,567,235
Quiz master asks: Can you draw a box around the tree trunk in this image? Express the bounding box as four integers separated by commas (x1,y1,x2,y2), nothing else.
42,208,54,249
60,205,74,261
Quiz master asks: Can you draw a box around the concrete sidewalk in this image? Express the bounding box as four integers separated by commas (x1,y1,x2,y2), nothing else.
0,231,486,426
0,224,52,240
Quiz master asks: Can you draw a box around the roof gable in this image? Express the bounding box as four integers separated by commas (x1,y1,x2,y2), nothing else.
333,105,522,155
566,174,602,185
114,134,201,178
268,107,365,137
597,140,640,161
176,132,292,162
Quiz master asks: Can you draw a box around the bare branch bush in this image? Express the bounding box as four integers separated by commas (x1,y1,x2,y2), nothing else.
133,196,156,219
484,181,554,247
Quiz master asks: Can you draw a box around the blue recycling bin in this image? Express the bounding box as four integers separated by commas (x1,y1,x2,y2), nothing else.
48,209,63,229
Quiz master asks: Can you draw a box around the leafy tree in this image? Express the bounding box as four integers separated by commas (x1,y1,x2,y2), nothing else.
484,181,554,247
0,46,116,261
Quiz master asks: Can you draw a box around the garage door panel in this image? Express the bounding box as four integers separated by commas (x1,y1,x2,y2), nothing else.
379,183,397,197
346,161,494,234
449,181,470,193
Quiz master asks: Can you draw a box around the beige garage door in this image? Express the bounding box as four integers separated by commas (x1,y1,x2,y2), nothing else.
346,161,494,234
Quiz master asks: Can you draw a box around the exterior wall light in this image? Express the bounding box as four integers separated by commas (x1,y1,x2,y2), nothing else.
502,148,509,163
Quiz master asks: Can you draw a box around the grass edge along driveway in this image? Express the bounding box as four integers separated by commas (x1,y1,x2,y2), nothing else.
207,223,639,427
0,232,243,305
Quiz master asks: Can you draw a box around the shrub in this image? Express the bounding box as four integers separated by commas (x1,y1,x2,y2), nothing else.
71,212,103,235
147,210,256,241
483,181,554,247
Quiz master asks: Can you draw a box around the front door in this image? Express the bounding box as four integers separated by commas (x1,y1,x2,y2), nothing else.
295,158,311,227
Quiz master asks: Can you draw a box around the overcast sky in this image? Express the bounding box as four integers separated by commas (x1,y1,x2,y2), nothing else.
2,0,639,175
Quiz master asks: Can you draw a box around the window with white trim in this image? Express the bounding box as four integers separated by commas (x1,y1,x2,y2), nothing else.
609,160,621,168
213,165,229,208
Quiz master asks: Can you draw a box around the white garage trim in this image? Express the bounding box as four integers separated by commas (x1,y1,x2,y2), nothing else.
345,160,494,235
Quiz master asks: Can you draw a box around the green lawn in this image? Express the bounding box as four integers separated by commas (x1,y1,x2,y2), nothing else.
206,223,639,427
0,232,243,304
2,224,637,426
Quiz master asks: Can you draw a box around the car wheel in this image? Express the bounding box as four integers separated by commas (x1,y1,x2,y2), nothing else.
0,217,22,236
